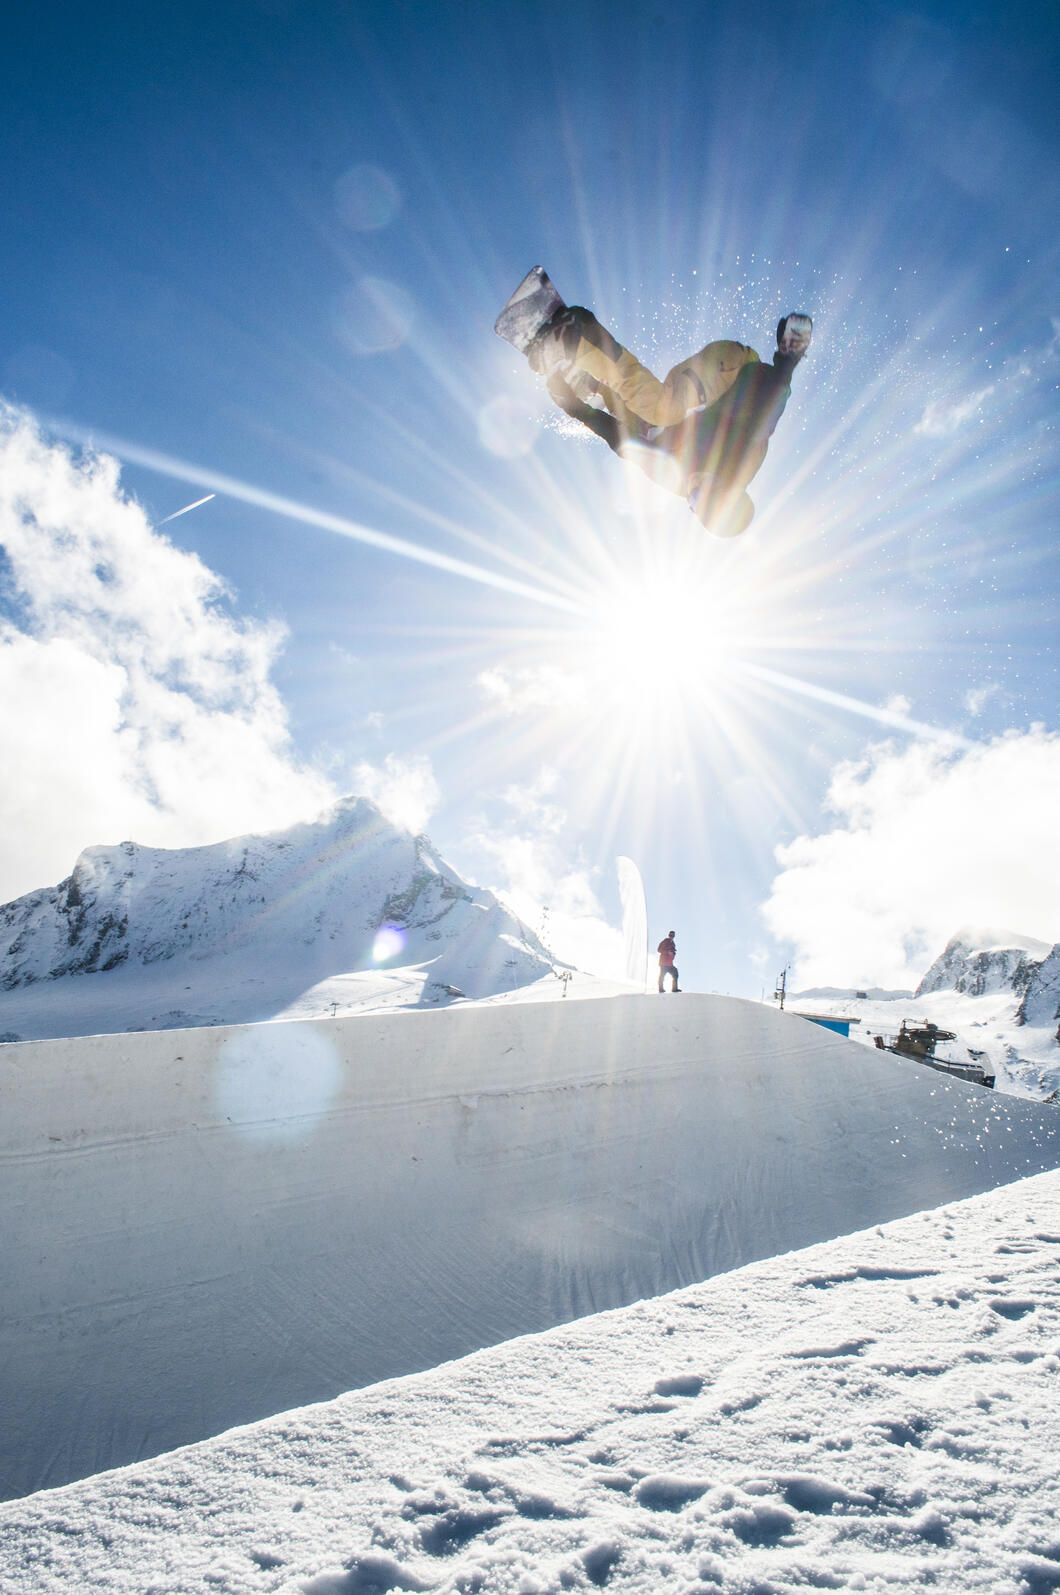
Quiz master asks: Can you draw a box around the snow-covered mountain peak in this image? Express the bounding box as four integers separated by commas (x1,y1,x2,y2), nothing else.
948,925,1053,959
789,927,1060,1100
915,930,1050,1000
0,797,559,1033
1016,944,1060,1033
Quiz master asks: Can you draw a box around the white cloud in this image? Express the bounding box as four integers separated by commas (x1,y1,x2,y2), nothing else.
351,753,439,836
534,901,626,981
456,774,625,979
964,681,1001,717
477,664,587,716
493,865,625,982
763,729,1060,989
0,407,340,900
914,384,995,438
914,320,1060,439
499,768,566,834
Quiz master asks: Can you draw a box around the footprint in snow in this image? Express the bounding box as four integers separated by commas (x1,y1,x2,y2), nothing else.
798,1265,938,1289
988,1295,1038,1319
463,1470,578,1521
414,1506,510,1557
872,1415,931,1448
1020,1563,1060,1593
582,1541,623,1587
594,1470,636,1493
786,1336,875,1360
718,1391,764,1415
301,1553,434,1595
771,1473,877,1513
632,1473,710,1511
401,1487,510,1551
722,1502,798,1546
478,1428,588,1456
653,1374,705,1397
874,1357,949,1376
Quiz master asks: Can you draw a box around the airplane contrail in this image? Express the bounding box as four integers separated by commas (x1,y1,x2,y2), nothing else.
156,493,216,525
48,415,969,750
52,422,586,616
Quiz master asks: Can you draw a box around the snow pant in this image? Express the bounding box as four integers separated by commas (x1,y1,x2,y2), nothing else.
658,964,679,992
540,312,797,537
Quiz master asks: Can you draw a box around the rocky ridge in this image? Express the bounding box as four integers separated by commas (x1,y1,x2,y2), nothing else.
0,797,558,1037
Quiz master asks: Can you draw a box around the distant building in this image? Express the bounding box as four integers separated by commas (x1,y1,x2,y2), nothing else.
793,1013,861,1039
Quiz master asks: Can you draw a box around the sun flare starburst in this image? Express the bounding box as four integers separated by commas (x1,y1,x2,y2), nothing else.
582,569,735,715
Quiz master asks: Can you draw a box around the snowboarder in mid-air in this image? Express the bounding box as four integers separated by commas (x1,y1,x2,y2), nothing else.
494,267,812,538
657,931,679,993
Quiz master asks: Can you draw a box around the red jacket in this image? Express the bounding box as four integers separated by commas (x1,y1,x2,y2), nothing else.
657,937,676,967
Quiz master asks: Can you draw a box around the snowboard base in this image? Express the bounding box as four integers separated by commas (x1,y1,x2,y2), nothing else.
494,266,565,354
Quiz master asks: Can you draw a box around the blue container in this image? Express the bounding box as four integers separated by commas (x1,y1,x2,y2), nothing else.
796,1014,852,1038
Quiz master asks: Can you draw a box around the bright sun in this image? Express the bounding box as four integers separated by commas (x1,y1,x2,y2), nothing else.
490,542,791,847
493,521,816,830
584,572,733,709
574,552,753,730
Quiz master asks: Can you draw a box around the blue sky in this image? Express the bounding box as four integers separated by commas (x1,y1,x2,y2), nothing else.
2,0,1059,994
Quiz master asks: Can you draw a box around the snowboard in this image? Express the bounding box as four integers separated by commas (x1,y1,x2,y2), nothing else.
493,265,565,353
494,266,621,452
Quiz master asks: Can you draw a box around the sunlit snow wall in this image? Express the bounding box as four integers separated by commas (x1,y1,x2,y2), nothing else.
3,994,1060,1501
617,855,648,989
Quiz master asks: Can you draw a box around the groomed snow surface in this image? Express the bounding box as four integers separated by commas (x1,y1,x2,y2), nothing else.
4,1170,1060,1595
4,988,1060,1595
6,994,1060,1506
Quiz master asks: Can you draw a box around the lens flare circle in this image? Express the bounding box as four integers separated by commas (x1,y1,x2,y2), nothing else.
478,395,541,458
335,277,415,355
372,923,406,963
213,1026,343,1141
333,163,402,231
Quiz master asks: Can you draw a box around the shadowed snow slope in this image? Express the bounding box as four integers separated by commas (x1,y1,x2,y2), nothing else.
2,995,1059,1502
3,1171,1060,1593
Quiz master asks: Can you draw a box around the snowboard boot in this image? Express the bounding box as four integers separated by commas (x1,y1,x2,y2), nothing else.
526,305,591,376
